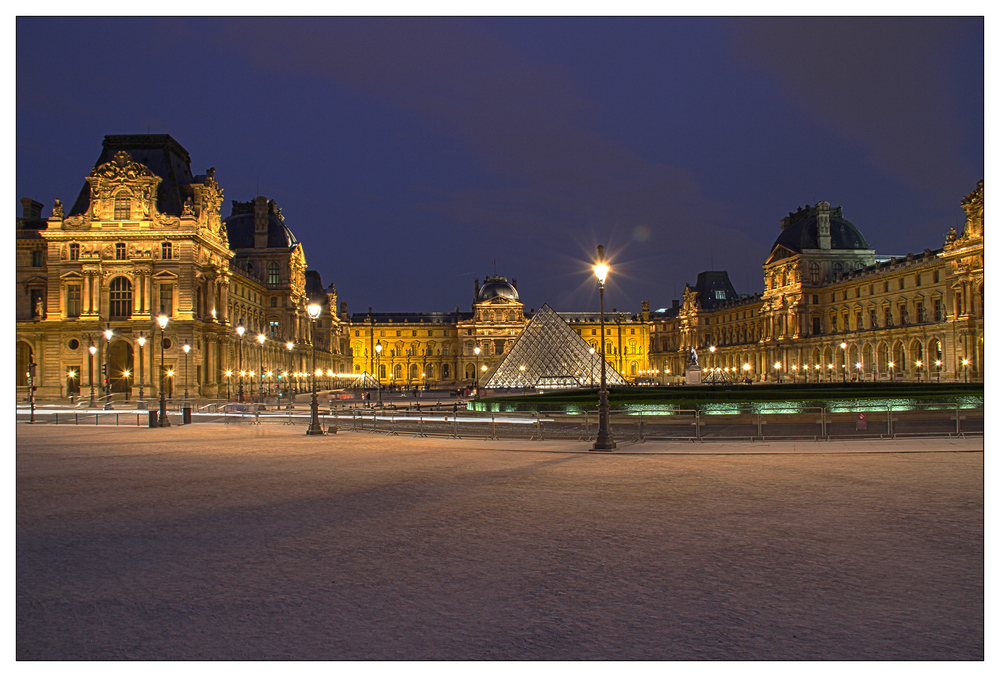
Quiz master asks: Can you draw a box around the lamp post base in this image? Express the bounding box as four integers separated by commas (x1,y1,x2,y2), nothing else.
306,393,325,435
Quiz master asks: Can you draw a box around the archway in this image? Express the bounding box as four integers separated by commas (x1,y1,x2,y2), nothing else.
109,341,134,393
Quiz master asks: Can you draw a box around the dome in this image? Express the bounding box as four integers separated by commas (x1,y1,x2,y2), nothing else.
771,204,870,253
224,198,299,250
476,275,519,302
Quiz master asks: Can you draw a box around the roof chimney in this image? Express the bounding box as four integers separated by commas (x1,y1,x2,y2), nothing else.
253,196,269,248
20,198,43,222
816,201,831,250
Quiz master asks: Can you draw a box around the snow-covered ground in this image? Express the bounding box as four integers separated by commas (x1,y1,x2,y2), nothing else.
16,424,983,660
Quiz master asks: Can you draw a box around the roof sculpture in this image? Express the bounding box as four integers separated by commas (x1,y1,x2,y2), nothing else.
480,304,628,390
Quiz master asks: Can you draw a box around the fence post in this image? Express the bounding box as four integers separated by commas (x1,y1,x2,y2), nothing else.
490,412,498,440
453,412,459,439
887,406,893,439
695,410,701,442
637,412,645,443
956,403,961,435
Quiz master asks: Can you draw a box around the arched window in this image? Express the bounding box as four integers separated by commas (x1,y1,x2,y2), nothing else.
442,364,451,379
268,262,279,285
394,364,402,380
809,262,820,283
833,262,843,278
109,277,132,319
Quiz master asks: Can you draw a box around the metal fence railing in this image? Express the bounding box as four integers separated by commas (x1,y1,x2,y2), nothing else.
16,402,984,442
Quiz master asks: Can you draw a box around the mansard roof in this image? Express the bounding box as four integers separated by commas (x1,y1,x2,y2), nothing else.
224,198,300,250
691,270,740,310
69,134,196,217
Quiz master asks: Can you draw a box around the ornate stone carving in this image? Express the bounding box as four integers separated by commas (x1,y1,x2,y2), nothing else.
52,199,63,219
85,150,162,223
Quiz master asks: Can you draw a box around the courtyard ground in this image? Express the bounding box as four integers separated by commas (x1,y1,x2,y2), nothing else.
16,424,984,660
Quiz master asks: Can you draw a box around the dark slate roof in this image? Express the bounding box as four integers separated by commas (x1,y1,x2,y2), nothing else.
224,202,300,250
349,311,473,323
69,134,195,217
692,271,740,310
771,204,870,252
476,275,519,303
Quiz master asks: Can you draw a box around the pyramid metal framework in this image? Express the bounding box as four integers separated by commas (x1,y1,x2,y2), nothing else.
480,304,629,389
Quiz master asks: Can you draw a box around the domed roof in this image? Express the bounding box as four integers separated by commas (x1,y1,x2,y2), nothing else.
771,204,870,253
476,275,519,302
224,198,299,249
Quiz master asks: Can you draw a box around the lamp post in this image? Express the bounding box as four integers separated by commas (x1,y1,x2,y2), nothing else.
27,361,36,423
840,343,848,382
589,346,596,387
88,342,97,407
257,333,266,406
306,302,324,435
962,358,970,383
774,361,782,384
889,361,895,381
935,360,942,383
137,333,146,408
236,319,245,402
182,342,191,401
743,363,751,384
856,362,863,383
68,369,76,405
225,370,232,400
286,341,295,409
592,245,616,451
915,360,923,383
375,341,383,407
473,345,481,397
103,323,114,409
157,307,170,427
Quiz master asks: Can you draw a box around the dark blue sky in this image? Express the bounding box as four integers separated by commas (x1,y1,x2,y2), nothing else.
16,17,983,314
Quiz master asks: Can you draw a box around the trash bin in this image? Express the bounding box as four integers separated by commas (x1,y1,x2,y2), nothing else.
183,405,192,424
148,410,158,427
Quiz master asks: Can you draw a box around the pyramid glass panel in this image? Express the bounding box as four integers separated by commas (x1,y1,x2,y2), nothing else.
481,304,628,389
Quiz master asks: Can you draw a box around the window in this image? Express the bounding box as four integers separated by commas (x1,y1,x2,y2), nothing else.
934,299,942,322
591,329,597,335
69,243,80,261
268,262,279,285
115,243,126,260
109,277,132,319
161,242,172,259
269,320,280,337
899,277,904,290
630,328,635,335
933,270,940,284
160,284,173,316
67,284,81,318
114,193,130,220
833,262,843,277
412,330,417,336
270,297,277,307
915,274,921,287
856,311,863,330
396,330,401,337
870,310,878,328
812,317,821,335
884,307,893,327
812,295,819,305
715,290,726,300
32,250,44,267
809,262,820,283
916,302,925,323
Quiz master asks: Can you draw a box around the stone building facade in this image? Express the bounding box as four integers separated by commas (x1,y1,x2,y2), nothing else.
16,134,983,398
649,182,985,383
15,135,340,401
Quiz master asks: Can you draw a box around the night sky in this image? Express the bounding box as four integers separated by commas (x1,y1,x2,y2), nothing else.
16,17,984,315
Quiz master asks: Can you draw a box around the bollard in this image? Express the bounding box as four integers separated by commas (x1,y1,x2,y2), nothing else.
183,405,192,425
148,410,158,427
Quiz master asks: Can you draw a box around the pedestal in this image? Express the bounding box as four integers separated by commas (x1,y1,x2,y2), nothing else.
685,366,702,385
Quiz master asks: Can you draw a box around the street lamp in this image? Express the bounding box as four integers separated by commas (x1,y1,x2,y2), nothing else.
962,358,970,383
88,342,97,407
236,319,245,402
828,363,835,382
915,360,923,382
589,346,597,387
286,341,295,408
182,342,191,401
157,307,170,427
774,361,782,384
67,369,76,405
473,345,481,396
840,342,848,382
935,360,943,383
814,363,821,384
888,361,895,381
257,333,266,406
592,245,616,451
137,333,146,408
306,302,324,435
856,362,863,382
103,323,114,409
225,370,232,401
743,363,751,384
375,340,383,407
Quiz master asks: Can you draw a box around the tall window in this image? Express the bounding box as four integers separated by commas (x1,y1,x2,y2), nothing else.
114,193,130,220
268,262,279,285
269,320,280,337
934,299,942,321
115,243,126,260
856,311,863,330
69,243,80,261
109,277,132,319
160,284,173,316
916,302,925,323
809,262,820,283
161,242,172,259
833,262,843,278
66,284,82,318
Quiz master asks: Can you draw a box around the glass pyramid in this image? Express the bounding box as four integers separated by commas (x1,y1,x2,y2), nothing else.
480,304,629,389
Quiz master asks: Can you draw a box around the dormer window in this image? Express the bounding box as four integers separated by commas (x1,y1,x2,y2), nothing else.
114,193,130,220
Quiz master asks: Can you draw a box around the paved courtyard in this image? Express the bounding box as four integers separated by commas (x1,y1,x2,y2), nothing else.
16,424,983,660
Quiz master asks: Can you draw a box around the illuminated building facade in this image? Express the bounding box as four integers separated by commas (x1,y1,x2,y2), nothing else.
16,134,983,398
